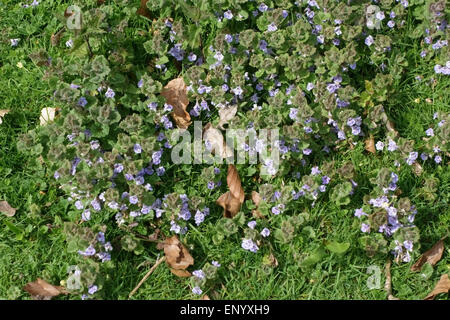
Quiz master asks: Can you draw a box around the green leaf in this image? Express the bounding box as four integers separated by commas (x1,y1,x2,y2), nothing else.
326,241,350,254
4,221,24,240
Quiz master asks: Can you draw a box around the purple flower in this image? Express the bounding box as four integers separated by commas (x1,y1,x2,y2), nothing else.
194,210,205,226
434,155,442,163
223,10,233,20
231,86,243,96
258,3,268,12
82,210,91,221
129,195,138,204
88,285,98,295
54,171,60,180
267,23,277,32
311,166,321,175
361,223,370,233
241,239,259,252
75,200,84,210
387,139,398,151
387,20,395,28
10,38,20,46
134,143,142,154
425,128,434,137
354,208,367,218
321,176,330,185
97,232,105,243
260,228,270,237
78,245,96,256
302,148,312,155
105,87,115,98
271,206,281,215
248,221,257,229
212,260,221,267
91,199,101,211
207,181,215,190
192,286,202,295
77,96,87,107
365,35,374,47
193,270,205,279
375,141,384,151
156,166,165,176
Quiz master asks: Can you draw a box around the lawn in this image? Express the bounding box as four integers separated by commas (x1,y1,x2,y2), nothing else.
0,0,448,300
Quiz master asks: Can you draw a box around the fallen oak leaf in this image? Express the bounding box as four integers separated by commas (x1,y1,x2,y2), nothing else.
161,77,191,129
162,235,194,272
411,236,446,272
217,165,245,218
424,274,450,300
364,134,376,154
0,200,17,217
0,109,10,124
24,278,67,300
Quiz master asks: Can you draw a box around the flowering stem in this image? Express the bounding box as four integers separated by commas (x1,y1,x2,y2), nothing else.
129,256,166,298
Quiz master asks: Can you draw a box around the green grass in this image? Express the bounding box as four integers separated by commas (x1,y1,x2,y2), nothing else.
0,0,449,300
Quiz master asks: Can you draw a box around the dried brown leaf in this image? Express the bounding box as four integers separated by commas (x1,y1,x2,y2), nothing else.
203,125,233,158
365,134,376,154
424,274,450,300
0,109,10,124
412,162,423,176
161,77,191,129
251,191,261,207
411,237,446,272
0,200,16,217
217,191,242,218
23,278,67,300
163,236,194,272
217,165,245,218
227,165,245,203
218,105,237,130
201,294,210,300
170,268,192,277
137,0,151,18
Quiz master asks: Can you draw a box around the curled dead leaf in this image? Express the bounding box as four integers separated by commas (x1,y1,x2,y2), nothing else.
227,165,245,203
364,134,376,154
411,237,446,272
203,124,233,159
161,77,191,129
0,109,10,124
217,191,242,218
217,165,245,218
0,200,16,217
24,278,67,300
218,104,237,130
424,274,450,300
162,236,194,273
